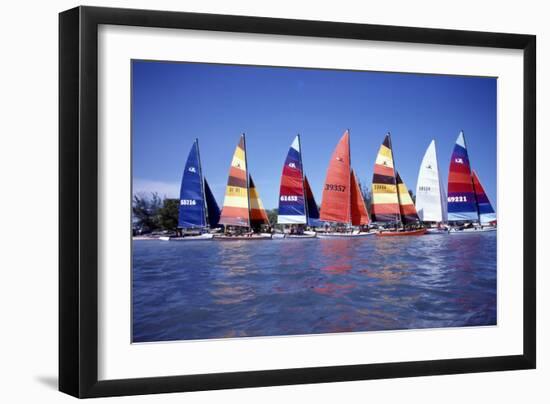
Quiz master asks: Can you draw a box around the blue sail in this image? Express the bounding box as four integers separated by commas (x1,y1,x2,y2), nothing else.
204,178,220,227
447,132,479,222
178,140,207,228
304,175,321,227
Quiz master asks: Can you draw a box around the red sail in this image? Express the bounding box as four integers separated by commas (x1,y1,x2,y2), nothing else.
350,170,370,226
320,130,351,223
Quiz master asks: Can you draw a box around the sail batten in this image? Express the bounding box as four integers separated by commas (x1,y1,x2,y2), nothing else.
415,140,447,222
219,135,250,227
472,170,496,224
447,131,479,222
371,134,400,223
178,140,207,229
320,130,352,224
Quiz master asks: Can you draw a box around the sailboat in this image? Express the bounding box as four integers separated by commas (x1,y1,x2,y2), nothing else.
275,135,319,238
447,131,496,233
160,139,220,241
317,130,373,238
216,134,272,240
415,140,448,233
371,133,426,236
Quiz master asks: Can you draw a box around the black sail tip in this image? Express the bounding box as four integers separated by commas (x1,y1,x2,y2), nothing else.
383,133,392,149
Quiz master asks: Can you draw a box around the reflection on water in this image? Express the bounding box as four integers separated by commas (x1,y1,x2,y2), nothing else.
132,233,496,342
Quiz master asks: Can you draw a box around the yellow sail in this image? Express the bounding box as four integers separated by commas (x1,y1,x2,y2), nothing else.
249,174,270,227
371,133,400,222
219,134,250,227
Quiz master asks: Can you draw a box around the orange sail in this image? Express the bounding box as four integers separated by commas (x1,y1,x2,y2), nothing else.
350,170,370,226
219,135,250,227
320,130,351,223
249,174,270,227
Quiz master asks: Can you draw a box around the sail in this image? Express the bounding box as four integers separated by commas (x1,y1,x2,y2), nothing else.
219,135,250,227
350,170,369,226
396,171,419,224
320,130,351,223
204,178,220,227
415,140,447,222
472,170,496,224
304,176,321,227
277,135,307,224
249,175,270,227
178,139,207,228
371,134,400,222
447,131,478,222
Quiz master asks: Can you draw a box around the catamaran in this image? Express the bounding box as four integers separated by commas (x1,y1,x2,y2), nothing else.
447,131,496,233
317,130,373,238
275,135,320,238
415,140,448,233
371,133,426,236
161,139,220,241
215,134,272,240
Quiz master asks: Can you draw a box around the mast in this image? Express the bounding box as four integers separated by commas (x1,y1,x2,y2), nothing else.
348,128,352,226
242,133,251,230
297,134,309,223
388,133,404,228
195,138,208,228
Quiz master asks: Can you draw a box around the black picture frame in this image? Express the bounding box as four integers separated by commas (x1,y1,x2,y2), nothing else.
59,5,536,398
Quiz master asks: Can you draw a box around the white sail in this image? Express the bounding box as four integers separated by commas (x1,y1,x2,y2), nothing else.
415,140,447,222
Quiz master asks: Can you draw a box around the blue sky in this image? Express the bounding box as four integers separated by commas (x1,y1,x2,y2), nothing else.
132,60,497,210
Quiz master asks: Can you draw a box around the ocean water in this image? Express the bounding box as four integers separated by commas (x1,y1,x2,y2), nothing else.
132,233,496,342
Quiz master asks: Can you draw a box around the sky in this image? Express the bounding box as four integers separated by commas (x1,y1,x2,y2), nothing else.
132,60,497,210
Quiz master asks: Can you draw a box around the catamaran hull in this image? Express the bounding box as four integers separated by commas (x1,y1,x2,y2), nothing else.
214,233,273,241
449,227,497,234
317,232,375,238
273,231,317,239
425,228,449,234
376,228,427,237
159,233,214,241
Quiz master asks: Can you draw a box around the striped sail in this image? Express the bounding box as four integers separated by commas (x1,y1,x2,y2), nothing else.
472,170,496,224
178,139,207,229
350,170,370,226
277,135,307,224
320,130,351,224
249,175,270,227
371,134,400,223
304,176,321,227
415,140,447,222
204,178,220,227
219,135,250,227
396,171,419,224
447,131,478,222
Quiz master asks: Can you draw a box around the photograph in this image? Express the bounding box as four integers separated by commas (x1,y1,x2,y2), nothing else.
131,60,497,343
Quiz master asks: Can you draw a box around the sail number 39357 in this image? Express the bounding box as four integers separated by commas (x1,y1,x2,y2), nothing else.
325,184,346,192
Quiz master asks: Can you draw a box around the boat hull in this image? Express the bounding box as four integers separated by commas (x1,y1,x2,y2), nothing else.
317,232,375,238
376,228,427,237
159,233,214,241
449,227,497,234
214,233,273,241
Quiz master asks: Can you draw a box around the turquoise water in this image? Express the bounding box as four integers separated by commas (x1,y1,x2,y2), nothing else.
132,233,496,342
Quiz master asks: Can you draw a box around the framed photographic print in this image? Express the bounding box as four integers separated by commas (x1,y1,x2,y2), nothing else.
59,6,536,398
